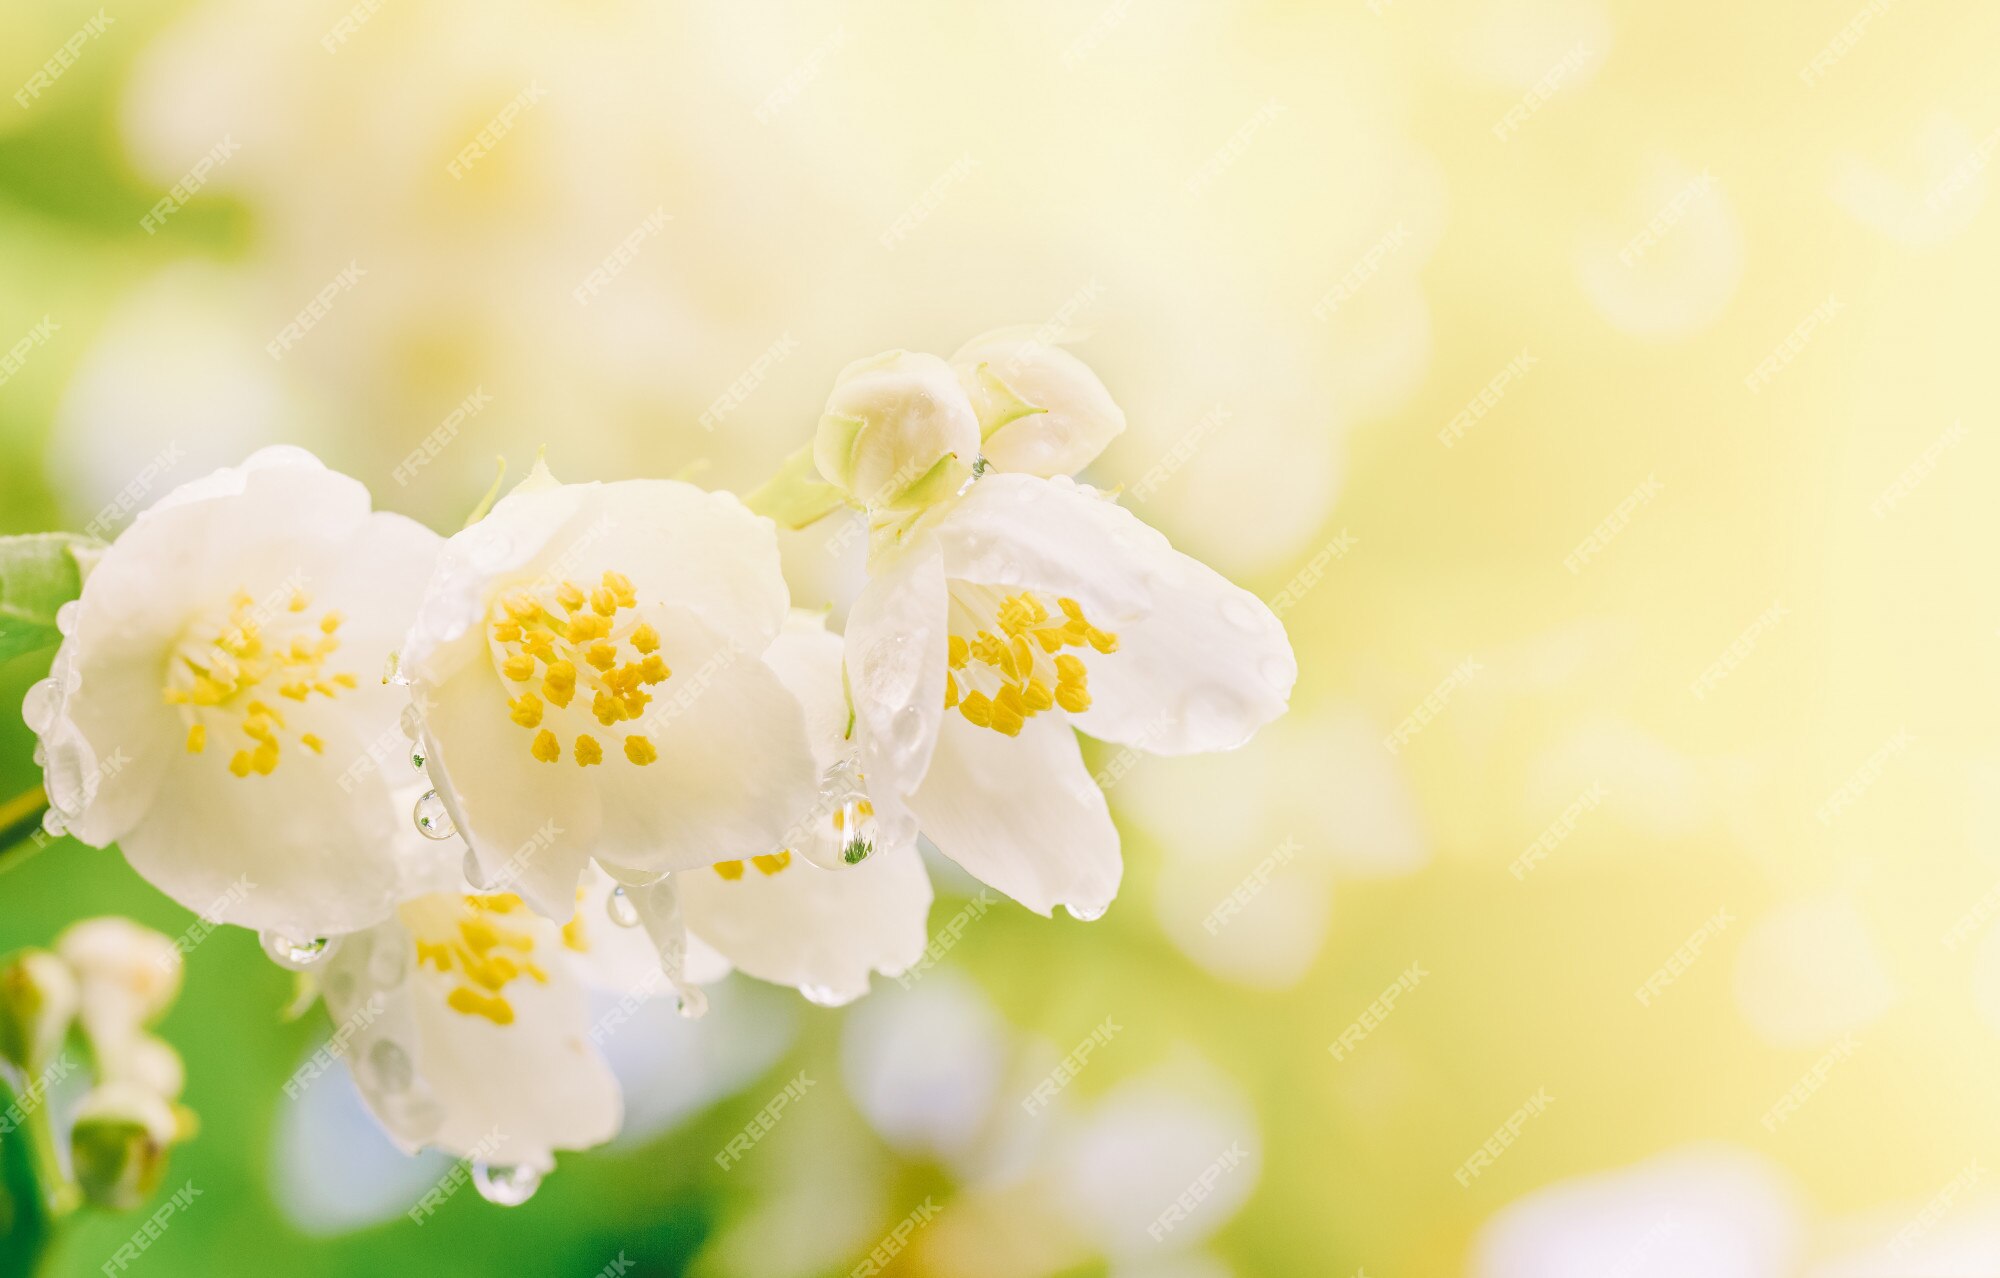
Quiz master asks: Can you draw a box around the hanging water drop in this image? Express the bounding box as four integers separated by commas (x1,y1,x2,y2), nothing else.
674,985,709,1019
413,789,456,840
364,1039,414,1095
839,798,877,866
399,702,424,740
21,679,59,734
799,984,845,1008
1064,902,1107,923
606,886,639,928
411,744,428,772
470,1160,543,1207
54,600,80,635
260,931,334,970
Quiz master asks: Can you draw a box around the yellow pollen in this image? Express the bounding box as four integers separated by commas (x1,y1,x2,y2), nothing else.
562,888,590,952
945,590,1113,736
486,572,670,766
166,585,357,779
712,860,746,881
751,851,792,875
414,893,549,1025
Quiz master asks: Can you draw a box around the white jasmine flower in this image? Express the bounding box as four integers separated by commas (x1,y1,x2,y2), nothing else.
318,890,620,1172
398,466,818,920
25,448,452,939
843,470,1296,918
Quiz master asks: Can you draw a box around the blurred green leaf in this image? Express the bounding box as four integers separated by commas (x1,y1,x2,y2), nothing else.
0,534,100,663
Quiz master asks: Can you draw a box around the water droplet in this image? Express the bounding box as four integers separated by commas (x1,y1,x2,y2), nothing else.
399,703,424,740
410,744,428,772
413,790,456,840
799,984,845,1007
471,1161,542,1207
54,601,80,636
674,985,709,1019
1064,902,1107,923
839,798,877,866
889,704,926,754
462,846,493,890
31,742,46,768
364,1039,414,1095
40,809,65,837
261,932,334,970
606,887,639,928
21,679,59,733
367,935,408,985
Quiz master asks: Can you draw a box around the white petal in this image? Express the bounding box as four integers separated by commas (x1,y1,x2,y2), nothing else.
591,608,817,873
682,843,933,1005
418,657,602,919
927,474,1153,623
907,712,1119,918
844,537,948,840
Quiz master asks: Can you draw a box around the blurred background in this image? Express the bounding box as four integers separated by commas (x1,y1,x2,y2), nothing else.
4,0,1999,1273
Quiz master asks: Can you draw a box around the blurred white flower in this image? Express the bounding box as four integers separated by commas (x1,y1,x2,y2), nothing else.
1733,894,1896,1048
1471,1145,1806,1278
1831,112,1995,246
26,447,453,939
399,465,817,919
1576,156,1746,339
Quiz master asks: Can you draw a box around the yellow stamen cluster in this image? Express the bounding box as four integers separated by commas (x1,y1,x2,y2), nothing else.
489,570,670,767
163,588,356,778
945,592,1114,736
412,894,549,1026
712,850,793,881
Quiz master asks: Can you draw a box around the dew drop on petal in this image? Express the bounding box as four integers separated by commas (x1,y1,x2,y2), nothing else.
261,932,334,970
54,600,79,636
606,887,639,928
367,936,408,985
40,809,65,837
413,790,456,840
471,1161,542,1207
22,679,60,734
674,985,709,1019
364,1039,414,1095
31,742,46,768
799,984,844,1007
400,702,424,740
410,744,428,772
1065,902,1107,923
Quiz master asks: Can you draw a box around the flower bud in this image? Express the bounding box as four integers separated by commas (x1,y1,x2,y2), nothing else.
70,1083,178,1210
814,351,979,510
950,330,1126,478
0,949,78,1075
55,917,182,1035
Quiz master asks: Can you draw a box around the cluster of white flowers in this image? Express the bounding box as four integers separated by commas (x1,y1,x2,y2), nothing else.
21,332,1295,1179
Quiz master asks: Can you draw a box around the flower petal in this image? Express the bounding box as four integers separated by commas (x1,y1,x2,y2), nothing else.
681,842,932,1005
843,536,948,841
907,712,1119,918
927,474,1154,622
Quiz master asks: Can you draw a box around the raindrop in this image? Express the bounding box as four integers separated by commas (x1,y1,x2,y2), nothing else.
799,984,845,1008
606,887,639,928
413,790,456,840
1065,902,1107,923
674,985,709,1019
471,1161,542,1207
399,702,424,740
31,742,46,768
410,744,428,772
839,798,877,866
364,1039,414,1095
888,704,926,755
261,932,334,970
367,936,408,985
54,601,80,636
21,679,59,733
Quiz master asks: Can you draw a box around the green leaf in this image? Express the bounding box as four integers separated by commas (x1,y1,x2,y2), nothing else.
743,443,846,530
0,535,103,663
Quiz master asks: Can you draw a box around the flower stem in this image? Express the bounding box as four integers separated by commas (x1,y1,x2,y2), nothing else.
0,786,51,874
